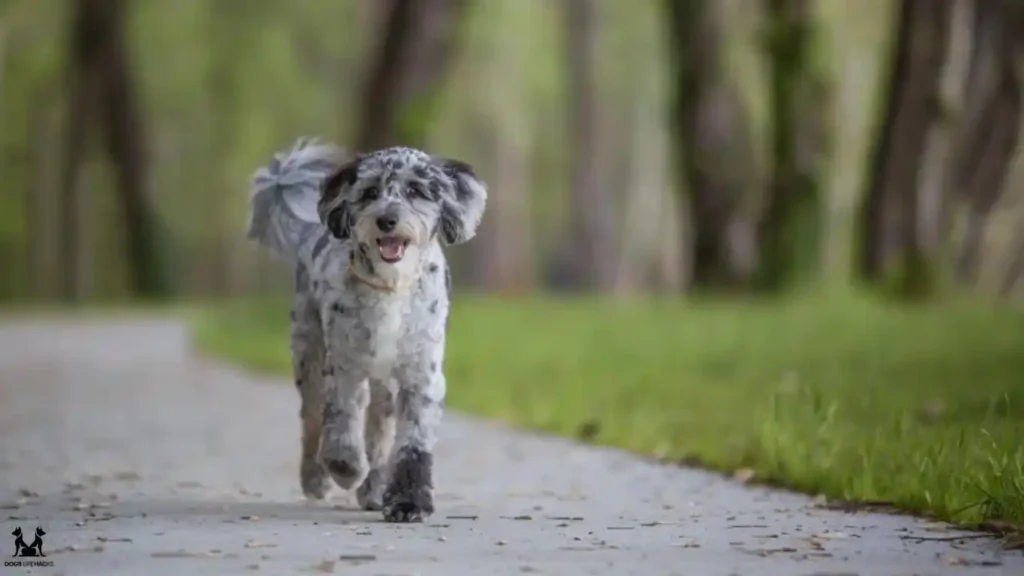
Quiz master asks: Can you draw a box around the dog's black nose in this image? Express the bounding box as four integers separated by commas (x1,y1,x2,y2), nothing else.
376,215,398,232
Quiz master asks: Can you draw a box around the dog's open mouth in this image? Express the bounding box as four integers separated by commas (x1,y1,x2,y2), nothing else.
376,236,410,263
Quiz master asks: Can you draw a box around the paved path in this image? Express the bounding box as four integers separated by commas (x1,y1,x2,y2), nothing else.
0,318,1020,576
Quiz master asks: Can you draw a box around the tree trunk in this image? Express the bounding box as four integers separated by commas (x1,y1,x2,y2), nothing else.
60,0,98,304
62,0,168,301
952,0,1024,283
665,0,760,291
357,0,468,150
1000,225,1024,296
27,85,60,300
462,0,533,293
95,0,169,299
857,0,953,295
564,0,616,291
614,71,671,295
758,0,830,291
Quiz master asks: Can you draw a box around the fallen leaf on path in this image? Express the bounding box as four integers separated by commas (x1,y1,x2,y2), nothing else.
943,555,1001,567
244,540,277,549
811,531,849,540
737,546,798,557
1,499,25,509
96,536,132,543
151,550,218,558
732,469,755,483
309,559,335,573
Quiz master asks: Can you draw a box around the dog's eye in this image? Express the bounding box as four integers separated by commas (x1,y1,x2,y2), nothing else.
407,184,428,200
360,186,380,201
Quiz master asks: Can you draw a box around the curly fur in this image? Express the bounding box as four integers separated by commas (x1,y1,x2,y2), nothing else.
247,137,487,522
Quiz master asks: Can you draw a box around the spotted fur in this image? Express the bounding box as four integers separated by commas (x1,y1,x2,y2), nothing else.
247,137,487,522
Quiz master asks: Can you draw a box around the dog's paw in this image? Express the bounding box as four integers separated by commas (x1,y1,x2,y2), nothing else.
356,468,386,511
382,488,434,523
300,458,333,500
381,447,434,523
320,442,369,490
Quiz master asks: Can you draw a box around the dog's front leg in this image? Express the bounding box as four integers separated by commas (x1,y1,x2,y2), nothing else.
382,359,444,522
319,357,370,491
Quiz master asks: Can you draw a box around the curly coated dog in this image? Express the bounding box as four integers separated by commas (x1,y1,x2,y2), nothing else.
246,138,487,522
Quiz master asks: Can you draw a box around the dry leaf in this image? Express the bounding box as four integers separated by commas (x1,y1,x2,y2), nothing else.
733,468,755,483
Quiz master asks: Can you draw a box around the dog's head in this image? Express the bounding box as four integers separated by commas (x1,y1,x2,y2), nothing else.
317,147,487,265
34,528,45,537
11,528,21,537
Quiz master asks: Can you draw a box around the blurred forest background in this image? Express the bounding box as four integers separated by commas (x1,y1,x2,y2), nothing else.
2,0,1024,303
2,0,1024,530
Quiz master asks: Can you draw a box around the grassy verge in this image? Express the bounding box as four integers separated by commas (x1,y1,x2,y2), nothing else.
193,293,1024,528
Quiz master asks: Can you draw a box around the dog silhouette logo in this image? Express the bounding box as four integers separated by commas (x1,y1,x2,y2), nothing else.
11,527,46,558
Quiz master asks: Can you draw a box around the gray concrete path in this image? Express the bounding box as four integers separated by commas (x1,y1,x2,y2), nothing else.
0,318,1020,576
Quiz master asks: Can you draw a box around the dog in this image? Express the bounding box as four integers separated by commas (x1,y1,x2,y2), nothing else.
11,527,45,557
247,137,486,522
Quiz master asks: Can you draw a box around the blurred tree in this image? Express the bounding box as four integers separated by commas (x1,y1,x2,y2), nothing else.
950,0,1023,283
665,0,760,291
857,0,952,296
461,0,535,293
60,0,168,302
758,0,831,291
357,0,468,150
563,0,616,291
1001,225,1024,295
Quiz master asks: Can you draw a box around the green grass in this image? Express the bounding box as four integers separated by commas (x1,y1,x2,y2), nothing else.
193,292,1024,528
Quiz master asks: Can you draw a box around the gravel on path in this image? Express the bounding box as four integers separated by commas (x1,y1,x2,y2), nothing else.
0,317,1019,575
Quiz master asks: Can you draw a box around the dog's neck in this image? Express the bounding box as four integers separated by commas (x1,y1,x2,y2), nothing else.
347,241,428,293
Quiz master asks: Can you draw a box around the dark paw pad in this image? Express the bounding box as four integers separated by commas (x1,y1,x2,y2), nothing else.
381,447,434,523
382,496,434,523
324,458,364,489
320,441,368,490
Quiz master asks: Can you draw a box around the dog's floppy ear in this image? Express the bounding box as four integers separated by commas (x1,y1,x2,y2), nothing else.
318,156,361,240
435,158,488,245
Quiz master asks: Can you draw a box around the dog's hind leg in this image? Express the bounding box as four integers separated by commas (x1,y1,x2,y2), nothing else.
319,315,371,490
291,283,332,500
356,378,396,510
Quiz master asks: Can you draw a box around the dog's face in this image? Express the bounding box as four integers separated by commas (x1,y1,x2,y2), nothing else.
317,147,487,265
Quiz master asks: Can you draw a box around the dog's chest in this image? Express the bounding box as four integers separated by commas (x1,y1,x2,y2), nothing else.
350,294,408,378
367,305,404,378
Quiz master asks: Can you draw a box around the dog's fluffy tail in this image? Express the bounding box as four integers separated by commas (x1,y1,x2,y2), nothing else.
247,137,344,260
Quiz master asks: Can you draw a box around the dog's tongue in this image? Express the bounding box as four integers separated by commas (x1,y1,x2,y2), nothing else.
378,237,405,260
